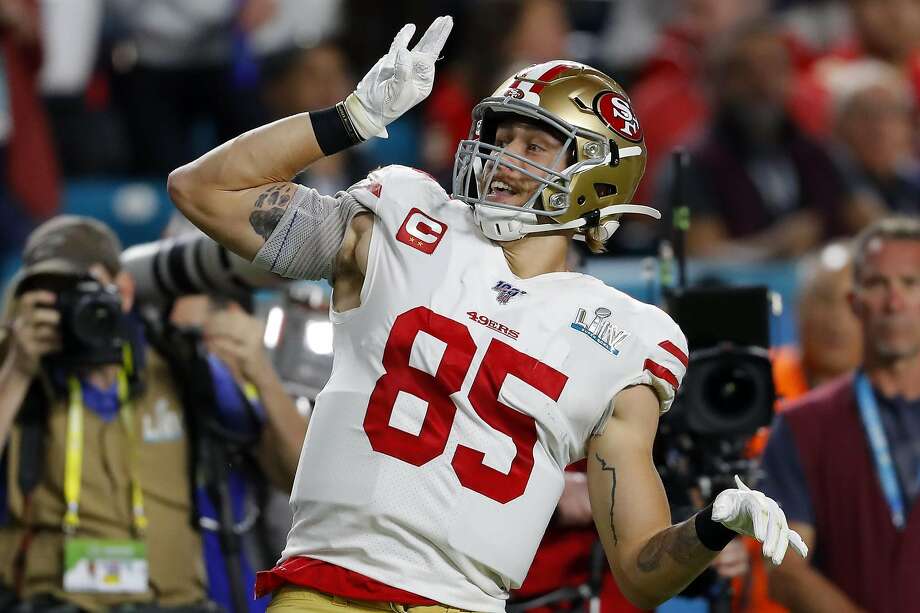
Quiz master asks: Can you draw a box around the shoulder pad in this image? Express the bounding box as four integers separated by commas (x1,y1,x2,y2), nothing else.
349,165,449,216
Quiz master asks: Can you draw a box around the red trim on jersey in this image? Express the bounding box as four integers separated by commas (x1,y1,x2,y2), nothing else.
254,556,438,605
658,340,688,367
644,359,679,390
528,64,571,94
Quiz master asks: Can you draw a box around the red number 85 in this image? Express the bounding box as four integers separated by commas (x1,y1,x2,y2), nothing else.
363,306,568,503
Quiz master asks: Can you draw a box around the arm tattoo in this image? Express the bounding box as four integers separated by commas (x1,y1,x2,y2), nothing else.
249,184,294,240
636,521,701,573
594,453,618,546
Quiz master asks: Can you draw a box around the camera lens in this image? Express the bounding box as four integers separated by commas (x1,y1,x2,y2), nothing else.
71,291,122,347
677,349,775,436
702,363,757,417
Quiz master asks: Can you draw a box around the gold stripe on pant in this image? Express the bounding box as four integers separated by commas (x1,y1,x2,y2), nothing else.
267,586,480,613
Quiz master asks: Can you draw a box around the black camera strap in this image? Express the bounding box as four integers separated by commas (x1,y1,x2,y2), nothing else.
147,321,264,613
15,380,50,497
10,379,50,597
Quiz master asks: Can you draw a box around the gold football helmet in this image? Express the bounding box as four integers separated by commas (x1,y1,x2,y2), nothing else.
452,61,660,243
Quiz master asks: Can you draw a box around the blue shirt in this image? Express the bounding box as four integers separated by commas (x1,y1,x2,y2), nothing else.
762,386,920,526
79,378,120,421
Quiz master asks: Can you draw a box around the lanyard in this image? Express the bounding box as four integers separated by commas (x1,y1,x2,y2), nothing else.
63,369,148,536
854,371,906,529
242,382,259,404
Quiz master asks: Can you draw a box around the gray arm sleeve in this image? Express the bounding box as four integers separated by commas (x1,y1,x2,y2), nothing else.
252,185,368,280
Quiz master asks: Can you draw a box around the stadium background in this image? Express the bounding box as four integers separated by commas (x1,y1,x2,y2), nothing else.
3,0,919,611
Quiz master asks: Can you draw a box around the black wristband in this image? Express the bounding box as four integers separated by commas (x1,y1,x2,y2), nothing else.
694,504,737,551
310,102,364,156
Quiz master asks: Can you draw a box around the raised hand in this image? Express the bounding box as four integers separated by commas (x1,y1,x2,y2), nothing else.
204,303,272,385
344,15,454,140
711,475,808,566
5,290,61,377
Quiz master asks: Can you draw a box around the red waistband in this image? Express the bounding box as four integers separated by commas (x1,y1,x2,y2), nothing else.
255,556,438,605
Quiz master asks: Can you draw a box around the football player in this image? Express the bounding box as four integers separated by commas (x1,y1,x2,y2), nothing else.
168,16,807,612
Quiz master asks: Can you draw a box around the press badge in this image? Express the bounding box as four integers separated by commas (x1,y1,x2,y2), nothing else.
63,538,149,593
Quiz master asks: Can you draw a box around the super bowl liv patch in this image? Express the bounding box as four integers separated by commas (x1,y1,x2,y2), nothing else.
570,307,629,356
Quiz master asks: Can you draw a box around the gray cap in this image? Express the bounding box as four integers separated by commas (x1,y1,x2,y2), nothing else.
20,215,123,280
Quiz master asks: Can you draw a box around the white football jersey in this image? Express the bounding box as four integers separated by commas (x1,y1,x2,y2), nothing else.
281,165,688,612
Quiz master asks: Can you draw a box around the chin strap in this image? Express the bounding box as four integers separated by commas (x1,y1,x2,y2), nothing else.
521,204,661,239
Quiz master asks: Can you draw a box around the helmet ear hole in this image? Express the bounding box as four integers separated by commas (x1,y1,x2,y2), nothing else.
594,183,618,198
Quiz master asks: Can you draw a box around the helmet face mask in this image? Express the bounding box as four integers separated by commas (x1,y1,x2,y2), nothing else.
452,61,659,243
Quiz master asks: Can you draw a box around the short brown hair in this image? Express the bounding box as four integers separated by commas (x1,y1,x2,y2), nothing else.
852,215,920,281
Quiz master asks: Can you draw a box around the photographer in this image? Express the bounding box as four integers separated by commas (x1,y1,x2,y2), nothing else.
763,216,920,612
0,216,305,613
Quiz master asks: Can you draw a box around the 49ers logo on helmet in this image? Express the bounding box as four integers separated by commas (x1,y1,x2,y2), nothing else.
592,91,643,143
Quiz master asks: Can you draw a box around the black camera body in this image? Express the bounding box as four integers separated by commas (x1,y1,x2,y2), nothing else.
655,285,776,516
18,273,129,366
666,286,776,438
655,285,777,602
664,285,776,438
56,276,127,365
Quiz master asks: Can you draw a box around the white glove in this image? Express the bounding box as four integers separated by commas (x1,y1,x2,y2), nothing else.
711,475,809,566
344,16,454,140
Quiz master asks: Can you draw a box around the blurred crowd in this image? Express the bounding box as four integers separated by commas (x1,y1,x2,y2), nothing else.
3,0,920,262
3,1,920,613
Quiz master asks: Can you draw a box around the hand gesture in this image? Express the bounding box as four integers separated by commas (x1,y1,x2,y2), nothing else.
204,303,272,385
712,475,808,566
5,290,61,377
344,16,454,140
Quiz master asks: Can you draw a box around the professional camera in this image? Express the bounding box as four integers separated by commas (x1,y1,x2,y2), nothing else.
654,285,776,606
122,233,335,400
656,285,775,516
17,273,129,366
121,233,287,312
